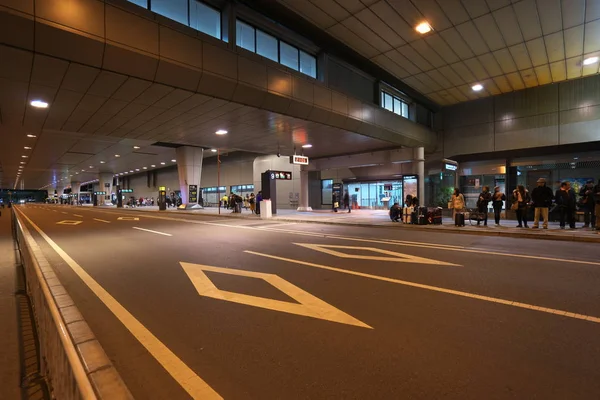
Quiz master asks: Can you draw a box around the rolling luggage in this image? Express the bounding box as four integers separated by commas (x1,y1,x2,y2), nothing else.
402,206,413,224
427,207,442,224
415,207,428,225
455,212,465,226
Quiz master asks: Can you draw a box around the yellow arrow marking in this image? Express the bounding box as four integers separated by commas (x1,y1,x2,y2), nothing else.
294,243,460,266
180,262,371,329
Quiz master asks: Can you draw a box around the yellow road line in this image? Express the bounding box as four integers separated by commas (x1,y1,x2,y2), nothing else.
16,208,223,400
245,251,600,325
93,218,110,223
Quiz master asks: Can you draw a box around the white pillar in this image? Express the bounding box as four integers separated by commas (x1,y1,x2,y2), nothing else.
297,169,313,212
70,181,81,205
98,173,114,206
175,146,204,209
413,147,425,202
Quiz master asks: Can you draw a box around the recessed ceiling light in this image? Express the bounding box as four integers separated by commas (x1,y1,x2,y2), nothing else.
160,162,166,165
89,166,93,168
129,170,134,173
75,172,79,174
100,161,105,164
81,169,85,172
143,167,147,170
70,175,73,177
20,161,26,164
302,144,313,148
133,146,140,149
135,169,140,171
27,134,36,138
24,146,31,150
472,84,484,91
415,22,432,34
211,149,217,153
21,155,28,158
583,56,599,65
115,154,120,157
30,100,49,108
215,129,228,135
151,164,156,167
171,159,176,162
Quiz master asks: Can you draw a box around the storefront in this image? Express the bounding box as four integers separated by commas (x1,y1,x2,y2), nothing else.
230,184,255,198
202,186,226,206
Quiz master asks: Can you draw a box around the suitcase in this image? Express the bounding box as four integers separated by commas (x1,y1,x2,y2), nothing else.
402,206,413,224
427,208,443,224
455,213,465,226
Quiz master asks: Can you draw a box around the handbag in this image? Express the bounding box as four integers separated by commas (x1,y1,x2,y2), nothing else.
447,201,453,209
510,202,518,211
334,202,339,208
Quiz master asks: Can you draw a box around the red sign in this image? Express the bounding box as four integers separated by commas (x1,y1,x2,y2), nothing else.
290,155,309,165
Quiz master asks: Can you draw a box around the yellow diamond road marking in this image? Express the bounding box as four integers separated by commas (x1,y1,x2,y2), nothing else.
180,262,371,329
56,220,82,225
294,243,460,266
117,216,139,221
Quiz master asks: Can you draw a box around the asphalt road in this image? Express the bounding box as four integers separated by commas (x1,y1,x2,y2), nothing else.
16,204,600,399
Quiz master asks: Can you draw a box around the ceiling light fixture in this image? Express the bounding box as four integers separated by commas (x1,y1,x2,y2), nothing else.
151,164,156,167
415,22,432,34
89,166,93,168
215,129,228,135
24,146,31,150
472,84,484,91
135,169,140,171
133,146,140,149
211,149,217,153
302,144,313,148
27,134,36,138
143,167,147,170
129,170,134,173
115,154,120,157
100,161,105,164
30,100,49,108
21,155,28,158
171,159,176,162
160,162,166,165
20,161,26,164
583,56,599,65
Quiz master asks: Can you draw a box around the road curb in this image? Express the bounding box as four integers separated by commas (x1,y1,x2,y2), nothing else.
117,207,600,244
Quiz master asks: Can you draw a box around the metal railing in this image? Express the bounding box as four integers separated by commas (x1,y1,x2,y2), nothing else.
13,208,133,400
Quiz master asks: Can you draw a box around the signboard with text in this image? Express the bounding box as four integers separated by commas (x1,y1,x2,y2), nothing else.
290,155,309,165
122,189,133,193
189,185,198,203
94,191,106,195
269,171,292,180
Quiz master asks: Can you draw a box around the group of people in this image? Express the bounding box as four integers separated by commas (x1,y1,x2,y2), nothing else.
389,194,419,222
221,192,263,214
449,178,600,230
331,190,352,213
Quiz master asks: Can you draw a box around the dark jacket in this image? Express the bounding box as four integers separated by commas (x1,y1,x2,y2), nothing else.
531,185,554,208
389,204,401,220
477,191,491,212
579,185,595,209
512,189,531,209
555,188,576,209
343,192,350,205
491,191,506,209
594,184,600,205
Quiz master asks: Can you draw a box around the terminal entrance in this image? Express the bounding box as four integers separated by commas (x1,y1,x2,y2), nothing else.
345,180,403,210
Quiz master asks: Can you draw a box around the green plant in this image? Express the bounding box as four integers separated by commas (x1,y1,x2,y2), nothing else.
435,186,454,208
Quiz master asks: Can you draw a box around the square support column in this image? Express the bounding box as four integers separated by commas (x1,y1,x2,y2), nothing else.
175,146,204,209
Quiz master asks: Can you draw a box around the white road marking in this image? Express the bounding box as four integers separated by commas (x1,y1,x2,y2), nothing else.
73,214,84,218
246,251,600,325
15,208,222,399
93,218,110,223
61,212,68,214
132,227,172,236
181,262,370,328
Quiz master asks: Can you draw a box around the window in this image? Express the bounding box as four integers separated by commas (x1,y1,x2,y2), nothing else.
190,1,220,39
151,0,188,26
127,0,148,7
256,30,278,62
299,50,316,78
279,41,299,70
321,179,333,205
381,90,410,119
236,20,255,52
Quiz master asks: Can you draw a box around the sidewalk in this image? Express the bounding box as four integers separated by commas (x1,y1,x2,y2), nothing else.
96,205,600,243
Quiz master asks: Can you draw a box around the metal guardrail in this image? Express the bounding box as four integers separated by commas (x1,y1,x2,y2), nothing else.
12,208,133,400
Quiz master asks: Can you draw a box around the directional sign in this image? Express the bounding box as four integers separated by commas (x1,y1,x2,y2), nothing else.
57,220,82,225
294,244,459,266
180,262,371,329
117,216,139,221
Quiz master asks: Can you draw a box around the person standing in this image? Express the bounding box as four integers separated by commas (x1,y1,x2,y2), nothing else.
579,179,596,229
255,191,262,215
555,181,576,229
343,190,351,213
531,178,554,229
491,186,506,226
476,186,491,226
249,193,256,213
449,188,465,220
512,185,530,228
332,192,339,212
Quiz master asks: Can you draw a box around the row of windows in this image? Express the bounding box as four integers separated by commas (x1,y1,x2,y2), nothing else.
127,0,221,39
236,20,317,79
381,91,409,119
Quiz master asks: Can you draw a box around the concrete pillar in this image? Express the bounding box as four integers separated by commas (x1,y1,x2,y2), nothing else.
70,181,81,205
175,146,204,209
297,168,313,212
97,173,114,206
413,147,425,203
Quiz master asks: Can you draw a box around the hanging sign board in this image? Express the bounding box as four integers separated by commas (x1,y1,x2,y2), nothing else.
269,171,293,180
94,191,106,195
290,155,309,165
444,163,458,171
122,189,133,193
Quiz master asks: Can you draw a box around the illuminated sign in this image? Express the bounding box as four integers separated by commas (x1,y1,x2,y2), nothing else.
121,189,133,193
290,155,309,165
269,171,292,180
189,185,198,203
445,163,458,171
94,191,106,195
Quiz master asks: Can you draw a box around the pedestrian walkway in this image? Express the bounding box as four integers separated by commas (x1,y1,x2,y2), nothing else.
96,205,600,243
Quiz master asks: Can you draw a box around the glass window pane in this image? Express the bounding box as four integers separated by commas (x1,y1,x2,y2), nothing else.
393,98,401,115
299,51,316,78
381,91,385,107
151,0,188,26
322,179,333,205
384,93,393,112
280,41,299,70
127,0,147,7
236,20,255,52
190,1,221,39
402,102,409,118
256,30,278,61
